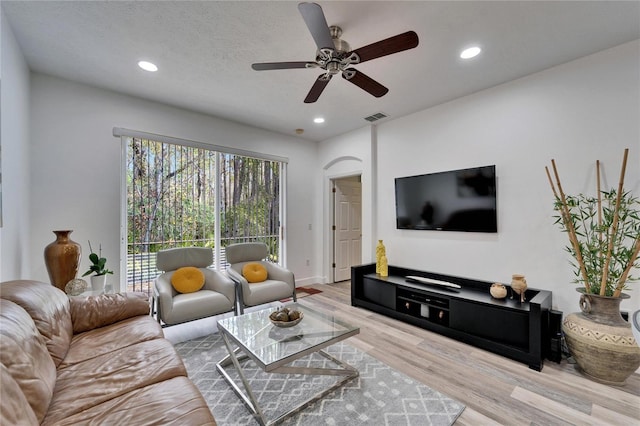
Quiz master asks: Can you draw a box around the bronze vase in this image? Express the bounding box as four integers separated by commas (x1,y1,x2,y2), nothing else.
563,288,640,385
44,230,82,291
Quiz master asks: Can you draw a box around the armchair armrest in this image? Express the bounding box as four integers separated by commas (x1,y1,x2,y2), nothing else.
203,269,236,303
155,275,177,299
155,274,177,322
226,267,250,304
69,292,150,334
264,263,295,288
226,267,248,286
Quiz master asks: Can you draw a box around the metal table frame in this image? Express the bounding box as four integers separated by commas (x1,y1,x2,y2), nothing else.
216,304,360,425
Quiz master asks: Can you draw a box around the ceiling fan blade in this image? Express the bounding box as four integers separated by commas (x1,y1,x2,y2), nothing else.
304,74,332,103
252,62,315,71
350,31,419,64
342,69,388,98
298,2,334,50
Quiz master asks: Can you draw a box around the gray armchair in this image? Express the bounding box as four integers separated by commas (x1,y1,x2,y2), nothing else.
154,247,235,326
225,242,296,315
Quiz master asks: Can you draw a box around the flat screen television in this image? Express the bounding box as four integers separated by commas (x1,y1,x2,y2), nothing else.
395,165,497,232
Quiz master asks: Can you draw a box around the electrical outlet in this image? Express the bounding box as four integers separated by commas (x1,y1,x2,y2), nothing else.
306,259,310,266
308,223,312,231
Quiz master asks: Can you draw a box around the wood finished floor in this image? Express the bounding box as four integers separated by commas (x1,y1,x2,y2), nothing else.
164,282,640,425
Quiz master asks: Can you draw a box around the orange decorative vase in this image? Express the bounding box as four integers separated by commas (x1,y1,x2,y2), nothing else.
44,230,81,291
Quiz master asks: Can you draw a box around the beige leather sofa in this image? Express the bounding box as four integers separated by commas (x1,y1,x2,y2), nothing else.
0,280,216,425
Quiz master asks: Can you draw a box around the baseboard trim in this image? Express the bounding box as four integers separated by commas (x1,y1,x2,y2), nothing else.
294,276,324,287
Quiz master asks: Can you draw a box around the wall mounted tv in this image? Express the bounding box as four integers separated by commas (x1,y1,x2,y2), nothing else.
395,165,497,232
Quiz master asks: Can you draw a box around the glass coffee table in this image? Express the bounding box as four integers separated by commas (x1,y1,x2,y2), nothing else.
216,302,360,425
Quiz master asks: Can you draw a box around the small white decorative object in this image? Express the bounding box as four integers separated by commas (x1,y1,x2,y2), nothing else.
65,278,88,296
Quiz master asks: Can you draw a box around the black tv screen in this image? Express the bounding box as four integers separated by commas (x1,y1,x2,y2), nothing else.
395,165,497,232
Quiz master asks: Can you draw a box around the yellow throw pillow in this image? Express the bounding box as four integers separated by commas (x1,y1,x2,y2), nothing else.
171,267,205,293
242,262,268,283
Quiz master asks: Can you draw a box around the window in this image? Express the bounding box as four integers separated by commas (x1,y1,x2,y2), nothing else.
117,130,286,295
219,153,282,262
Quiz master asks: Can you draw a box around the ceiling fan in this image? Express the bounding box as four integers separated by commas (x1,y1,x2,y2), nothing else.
251,2,419,103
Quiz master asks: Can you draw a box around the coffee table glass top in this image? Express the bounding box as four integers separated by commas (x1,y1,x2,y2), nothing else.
217,303,359,371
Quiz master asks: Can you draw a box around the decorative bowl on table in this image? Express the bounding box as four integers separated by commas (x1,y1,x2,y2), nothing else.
269,307,304,327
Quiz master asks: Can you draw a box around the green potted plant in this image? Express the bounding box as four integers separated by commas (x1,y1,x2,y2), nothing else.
82,241,113,293
546,148,640,384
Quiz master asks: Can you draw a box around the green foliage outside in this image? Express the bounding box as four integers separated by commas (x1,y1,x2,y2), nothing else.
127,138,281,259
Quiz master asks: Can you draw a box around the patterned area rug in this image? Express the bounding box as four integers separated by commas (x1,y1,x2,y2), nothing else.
175,333,465,425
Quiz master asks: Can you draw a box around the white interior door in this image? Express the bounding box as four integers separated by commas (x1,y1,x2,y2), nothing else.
333,178,362,282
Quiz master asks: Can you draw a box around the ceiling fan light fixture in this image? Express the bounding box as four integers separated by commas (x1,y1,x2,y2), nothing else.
138,60,158,72
460,46,481,59
251,2,419,103
313,117,325,124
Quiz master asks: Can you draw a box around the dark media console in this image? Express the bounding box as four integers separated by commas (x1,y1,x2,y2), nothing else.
351,263,552,370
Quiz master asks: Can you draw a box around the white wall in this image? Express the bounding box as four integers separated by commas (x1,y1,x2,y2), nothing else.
29,74,319,289
317,125,375,283
321,40,640,316
0,11,31,280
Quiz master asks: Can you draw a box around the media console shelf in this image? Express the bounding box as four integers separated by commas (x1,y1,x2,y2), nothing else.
351,263,552,370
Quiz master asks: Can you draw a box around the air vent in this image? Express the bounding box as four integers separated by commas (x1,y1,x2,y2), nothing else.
364,112,388,122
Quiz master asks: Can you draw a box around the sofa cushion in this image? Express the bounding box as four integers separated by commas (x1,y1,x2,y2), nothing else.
0,364,40,425
243,279,294,306
42,376,216,425
45,338,188,423
60,315,164,368
0,299,57,423
69,291,150,333
0,280,73,367
160,289,233,325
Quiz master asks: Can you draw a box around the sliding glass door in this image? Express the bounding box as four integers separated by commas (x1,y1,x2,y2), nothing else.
119,132,285,295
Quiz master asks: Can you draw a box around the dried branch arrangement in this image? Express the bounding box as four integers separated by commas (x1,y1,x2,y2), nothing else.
545,148,640,297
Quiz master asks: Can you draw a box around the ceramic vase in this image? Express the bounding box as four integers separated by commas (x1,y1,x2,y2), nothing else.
563,288,640,385
376,240,386,275
44,230,81,291
490,283,507,299
510,274,527,303
380,255,388,277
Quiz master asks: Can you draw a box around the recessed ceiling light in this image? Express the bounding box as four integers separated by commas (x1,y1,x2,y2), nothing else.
460,46,481,59
313,117,325,124
138,61,158,72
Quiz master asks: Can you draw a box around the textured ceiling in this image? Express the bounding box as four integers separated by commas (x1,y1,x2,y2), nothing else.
3,1,639,142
